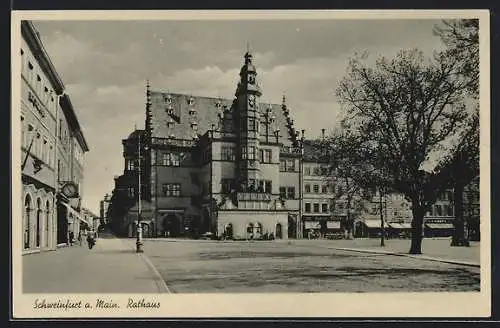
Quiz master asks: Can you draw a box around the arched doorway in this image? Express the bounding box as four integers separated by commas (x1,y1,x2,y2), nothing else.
45,200,51,248
24,194,31,249
224,223,233,240
36,198,42,248
254,222,263,239
276,223,283,239
246,223,254,239
202,208,211,233
163,214,181,237
288,215,296,238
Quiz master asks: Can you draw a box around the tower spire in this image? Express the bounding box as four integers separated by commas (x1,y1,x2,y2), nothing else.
282,92,286,107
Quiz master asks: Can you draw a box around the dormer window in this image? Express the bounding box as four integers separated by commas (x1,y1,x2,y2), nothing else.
192,133,199,140
189,108,196,115
164,95,172,104
169,134,175,139
191,122,198,130
166,105,173,115
167,118,175,127
216,101,222,109
187,97,195,105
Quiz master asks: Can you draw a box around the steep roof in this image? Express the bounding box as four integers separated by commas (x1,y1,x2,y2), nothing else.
149,92,299,147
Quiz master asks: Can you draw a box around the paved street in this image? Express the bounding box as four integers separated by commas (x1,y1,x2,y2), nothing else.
23,233,169,293
121,238,480,293
23,234,481,294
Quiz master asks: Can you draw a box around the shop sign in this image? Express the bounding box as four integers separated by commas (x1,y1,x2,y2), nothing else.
305,221,320,229
327,221,341,229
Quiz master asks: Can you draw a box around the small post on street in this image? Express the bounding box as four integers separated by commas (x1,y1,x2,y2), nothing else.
380,187,385,247
136,133,144,253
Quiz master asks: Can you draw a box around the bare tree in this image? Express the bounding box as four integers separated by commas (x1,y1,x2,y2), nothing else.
434,19,479,96
314,125,372,239
433,19,480,246
336,48,473,254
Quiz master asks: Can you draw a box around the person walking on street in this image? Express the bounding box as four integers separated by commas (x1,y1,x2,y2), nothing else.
69,231,74,246
86,230,96,249
77,230,82,246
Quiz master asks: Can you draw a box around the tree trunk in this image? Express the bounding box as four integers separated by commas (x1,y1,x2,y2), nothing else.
409,205,425,254
346,196,353,239
451,183,469,246
380,190,385,246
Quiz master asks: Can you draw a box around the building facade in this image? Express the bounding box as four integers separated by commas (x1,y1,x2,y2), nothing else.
108,50,460,241
55,94,90,245
100,193,111,225
20,21,89,254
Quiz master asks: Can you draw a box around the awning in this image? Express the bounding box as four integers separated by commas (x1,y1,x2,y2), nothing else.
425,223,454,229
363,220,389,228
388,223,404,229
158,209,184,214
61,202,89,225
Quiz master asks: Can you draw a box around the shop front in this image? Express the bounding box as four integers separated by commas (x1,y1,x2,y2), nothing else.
302,216,343,239
387,221,412,238
359,219,390,238
424,218,454,237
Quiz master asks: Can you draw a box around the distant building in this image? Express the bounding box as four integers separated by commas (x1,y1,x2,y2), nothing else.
20,21,89,254
100,193,111,225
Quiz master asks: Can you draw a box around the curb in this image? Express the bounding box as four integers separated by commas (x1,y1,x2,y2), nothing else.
138,252,172,294
332,247,480,268
115,237,172,294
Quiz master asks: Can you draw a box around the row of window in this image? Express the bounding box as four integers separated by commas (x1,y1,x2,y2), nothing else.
304,183,335,194
240,117,259,132
279,187,296,199
430,204,454,217
21,48,57,115
220,179,273,194
304,166,329,176
305,202,329,213
279,159,296,172
21,117,55,168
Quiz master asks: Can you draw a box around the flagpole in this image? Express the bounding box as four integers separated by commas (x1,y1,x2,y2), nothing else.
21,123,41,171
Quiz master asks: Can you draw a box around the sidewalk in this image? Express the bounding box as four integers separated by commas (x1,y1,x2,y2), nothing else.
293,238,481,267
22,234,170,293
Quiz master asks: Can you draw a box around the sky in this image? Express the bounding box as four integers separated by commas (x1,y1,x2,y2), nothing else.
33,18,446,214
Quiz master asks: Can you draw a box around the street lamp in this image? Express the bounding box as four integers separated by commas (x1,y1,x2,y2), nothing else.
136,132,148,253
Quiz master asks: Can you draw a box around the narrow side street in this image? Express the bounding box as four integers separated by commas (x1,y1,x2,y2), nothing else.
22,232,169,293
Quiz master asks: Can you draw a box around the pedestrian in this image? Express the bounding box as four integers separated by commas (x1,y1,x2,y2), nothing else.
69,231,74,246
87,230,96,249
77,230,82,246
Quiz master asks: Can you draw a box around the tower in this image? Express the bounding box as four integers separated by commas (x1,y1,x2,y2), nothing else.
234,49,262,192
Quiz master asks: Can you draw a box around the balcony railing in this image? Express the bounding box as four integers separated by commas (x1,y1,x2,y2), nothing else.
151,137,196,148
280,145,302,155
237,192,271,202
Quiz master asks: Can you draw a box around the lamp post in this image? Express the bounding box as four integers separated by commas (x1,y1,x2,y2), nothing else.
136,132,148,253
